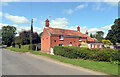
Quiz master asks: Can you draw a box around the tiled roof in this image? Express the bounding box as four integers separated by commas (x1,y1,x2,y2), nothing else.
45,27,94,41
83,34,95,41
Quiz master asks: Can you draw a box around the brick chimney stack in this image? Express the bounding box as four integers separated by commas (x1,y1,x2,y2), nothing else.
45,19,49,27
77,26,80,32
86,30,88,34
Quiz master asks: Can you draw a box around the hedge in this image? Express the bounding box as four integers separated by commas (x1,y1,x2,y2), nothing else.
54,46,120,63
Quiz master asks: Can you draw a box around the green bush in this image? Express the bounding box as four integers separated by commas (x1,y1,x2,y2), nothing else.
54,46,119,63
29,44,36,50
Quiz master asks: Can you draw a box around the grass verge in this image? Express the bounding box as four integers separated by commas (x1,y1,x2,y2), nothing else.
6,47,118,75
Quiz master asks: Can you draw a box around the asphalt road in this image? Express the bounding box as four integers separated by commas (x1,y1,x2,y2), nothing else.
2,49,106,75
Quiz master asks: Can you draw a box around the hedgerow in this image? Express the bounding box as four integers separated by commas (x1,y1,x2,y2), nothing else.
54,46,120,63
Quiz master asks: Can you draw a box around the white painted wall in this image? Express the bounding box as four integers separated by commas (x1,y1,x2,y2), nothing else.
50,48,54,55
88,44,91,49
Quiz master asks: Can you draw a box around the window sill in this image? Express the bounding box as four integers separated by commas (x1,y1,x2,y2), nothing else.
59,39,64,41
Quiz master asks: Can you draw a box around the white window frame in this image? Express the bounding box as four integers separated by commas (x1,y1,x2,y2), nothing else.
79,37,81,41
92,44,94,48
99,44,101,48
59,44,63,46
95,44,97,48
59,35,63,40
69,43,72,46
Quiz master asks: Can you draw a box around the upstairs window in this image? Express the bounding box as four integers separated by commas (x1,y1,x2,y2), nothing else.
59,44,63,46
59,35,63,40
79,37,81,41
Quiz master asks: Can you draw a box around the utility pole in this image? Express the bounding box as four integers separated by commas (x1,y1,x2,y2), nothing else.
30,18,33,50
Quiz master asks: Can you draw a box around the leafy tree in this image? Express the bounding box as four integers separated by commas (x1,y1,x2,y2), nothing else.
0,29,2,45
15,36,21,44
106,18,120,45
90,33,93,38
39,32,43,43
2,25,16,46
19,30,40,45
102,40,112,45
30,19,33,50
96,31,104,37
92,31,104,42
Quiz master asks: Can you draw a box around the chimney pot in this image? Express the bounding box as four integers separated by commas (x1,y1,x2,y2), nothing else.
77,26,80,32
86,30,88,34
45,19,49,27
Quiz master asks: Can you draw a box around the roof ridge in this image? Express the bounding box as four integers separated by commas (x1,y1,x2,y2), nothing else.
48,27,82,33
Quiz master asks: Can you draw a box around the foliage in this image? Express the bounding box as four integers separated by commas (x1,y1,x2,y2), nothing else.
0,29,2,44
29,44,36,50
30,19,33,50
81,42,88,48
19,30,40,45
54,46,119,63
106,18,120,45
92,31,104,42
39,32,43,43
15,36,21,44
102,40,112,45
2,25,17,46
90,33,93,38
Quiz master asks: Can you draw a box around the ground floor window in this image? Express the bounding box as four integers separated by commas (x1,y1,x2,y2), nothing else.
99,44,101,48
78,44,81,47
69,43,72,46
95,44,97,48
59,44,63,46
91,44,94,48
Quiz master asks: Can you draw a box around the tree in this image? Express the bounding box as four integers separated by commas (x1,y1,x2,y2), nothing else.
30,19,33,50
0,29,2,45
2,25,16,46
102,40,112,45
96,31,104,37
92,31,104,42
106,18,120,45
90,33,93,38
39,32,43,43
19,30,40,45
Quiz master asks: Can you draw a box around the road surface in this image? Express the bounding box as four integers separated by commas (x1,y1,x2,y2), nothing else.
2,49,106,75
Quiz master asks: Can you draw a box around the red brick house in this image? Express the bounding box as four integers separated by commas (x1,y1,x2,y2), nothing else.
41,19,102,54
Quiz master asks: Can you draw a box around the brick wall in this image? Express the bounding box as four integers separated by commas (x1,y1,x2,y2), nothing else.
41,28,51,53
50,36,87,48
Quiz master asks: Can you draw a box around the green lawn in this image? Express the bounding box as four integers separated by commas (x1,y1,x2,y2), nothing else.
6,47,119,75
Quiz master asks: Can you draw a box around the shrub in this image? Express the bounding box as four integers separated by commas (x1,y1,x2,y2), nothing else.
54,46,119,63
29,44,36,50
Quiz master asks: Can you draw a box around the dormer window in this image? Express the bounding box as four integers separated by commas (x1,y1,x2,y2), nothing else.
79,37,81,41
59,35,63,40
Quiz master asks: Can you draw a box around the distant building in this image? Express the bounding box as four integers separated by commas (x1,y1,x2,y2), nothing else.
41,19,102,54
